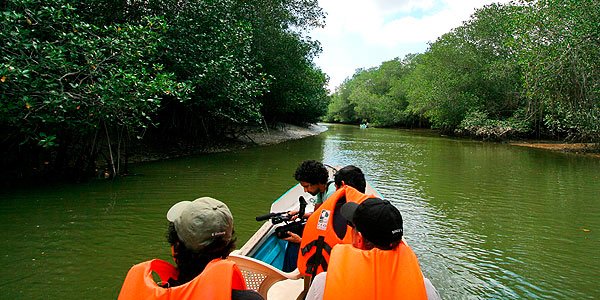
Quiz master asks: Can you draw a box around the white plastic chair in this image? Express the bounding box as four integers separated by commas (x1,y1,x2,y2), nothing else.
228,254,302,300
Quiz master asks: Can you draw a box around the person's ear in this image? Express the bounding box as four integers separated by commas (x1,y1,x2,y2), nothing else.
352,228,365,249
356,231,365,248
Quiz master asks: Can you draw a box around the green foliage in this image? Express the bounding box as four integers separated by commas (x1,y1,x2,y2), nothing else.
457,110,531,140
325,79,359,123
37,132,58,148
326,56,419,127
405,3,524,132
405,37,481,132
1,0,186,176
1,0,330,179
159,0,268,125
515,0,600,141
235,0,328,124
543,101,600,141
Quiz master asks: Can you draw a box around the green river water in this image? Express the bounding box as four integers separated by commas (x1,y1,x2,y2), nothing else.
1,124,598,299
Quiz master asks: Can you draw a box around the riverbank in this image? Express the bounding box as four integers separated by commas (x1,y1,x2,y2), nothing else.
126,123,327,165
1,123,328,186
238,123,328,146
510,141,600,158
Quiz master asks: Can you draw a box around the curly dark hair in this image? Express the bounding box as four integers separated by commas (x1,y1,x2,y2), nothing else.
166,222,236,286
294,160,328,184
334,165,366,193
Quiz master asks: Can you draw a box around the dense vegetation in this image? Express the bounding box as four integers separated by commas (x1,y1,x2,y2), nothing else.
1,0,328,179
325,0,599,143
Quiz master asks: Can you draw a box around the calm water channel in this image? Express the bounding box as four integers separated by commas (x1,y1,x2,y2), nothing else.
1,124,598,299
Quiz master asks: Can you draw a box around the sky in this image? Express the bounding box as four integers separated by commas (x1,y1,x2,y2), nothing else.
309,0,511,92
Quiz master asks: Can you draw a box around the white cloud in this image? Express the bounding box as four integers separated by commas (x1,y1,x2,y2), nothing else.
311,0,513,91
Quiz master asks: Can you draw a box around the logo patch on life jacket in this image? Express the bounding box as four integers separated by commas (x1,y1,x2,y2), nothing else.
317,209,330,231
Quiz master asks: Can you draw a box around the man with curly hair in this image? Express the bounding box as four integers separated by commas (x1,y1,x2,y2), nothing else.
294,160,336,210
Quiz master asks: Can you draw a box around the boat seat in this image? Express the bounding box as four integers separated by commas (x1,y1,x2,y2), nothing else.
228,254,302,299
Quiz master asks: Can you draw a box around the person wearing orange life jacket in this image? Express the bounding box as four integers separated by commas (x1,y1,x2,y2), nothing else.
118,197,263,300
305,198,441,300
281,160,335,272
289,184,373,300
283,165,367,274
286,164,367,231
296,185,372,278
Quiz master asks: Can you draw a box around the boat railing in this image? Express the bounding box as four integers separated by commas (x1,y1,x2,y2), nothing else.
236,221,274,257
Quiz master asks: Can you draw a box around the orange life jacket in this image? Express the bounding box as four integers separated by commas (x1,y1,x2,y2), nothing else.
297,185,372,277
118,258,246,300
323,242,428,300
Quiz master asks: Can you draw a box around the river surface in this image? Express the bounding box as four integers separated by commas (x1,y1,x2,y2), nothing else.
1,124,598,299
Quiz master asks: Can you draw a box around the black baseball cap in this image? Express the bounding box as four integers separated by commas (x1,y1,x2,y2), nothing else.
340,198,403,249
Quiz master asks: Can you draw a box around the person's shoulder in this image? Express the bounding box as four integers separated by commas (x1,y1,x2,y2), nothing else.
325,181,336,197
232,289,264,300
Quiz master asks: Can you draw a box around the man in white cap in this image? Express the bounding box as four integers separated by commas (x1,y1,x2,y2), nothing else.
118,197,263,300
